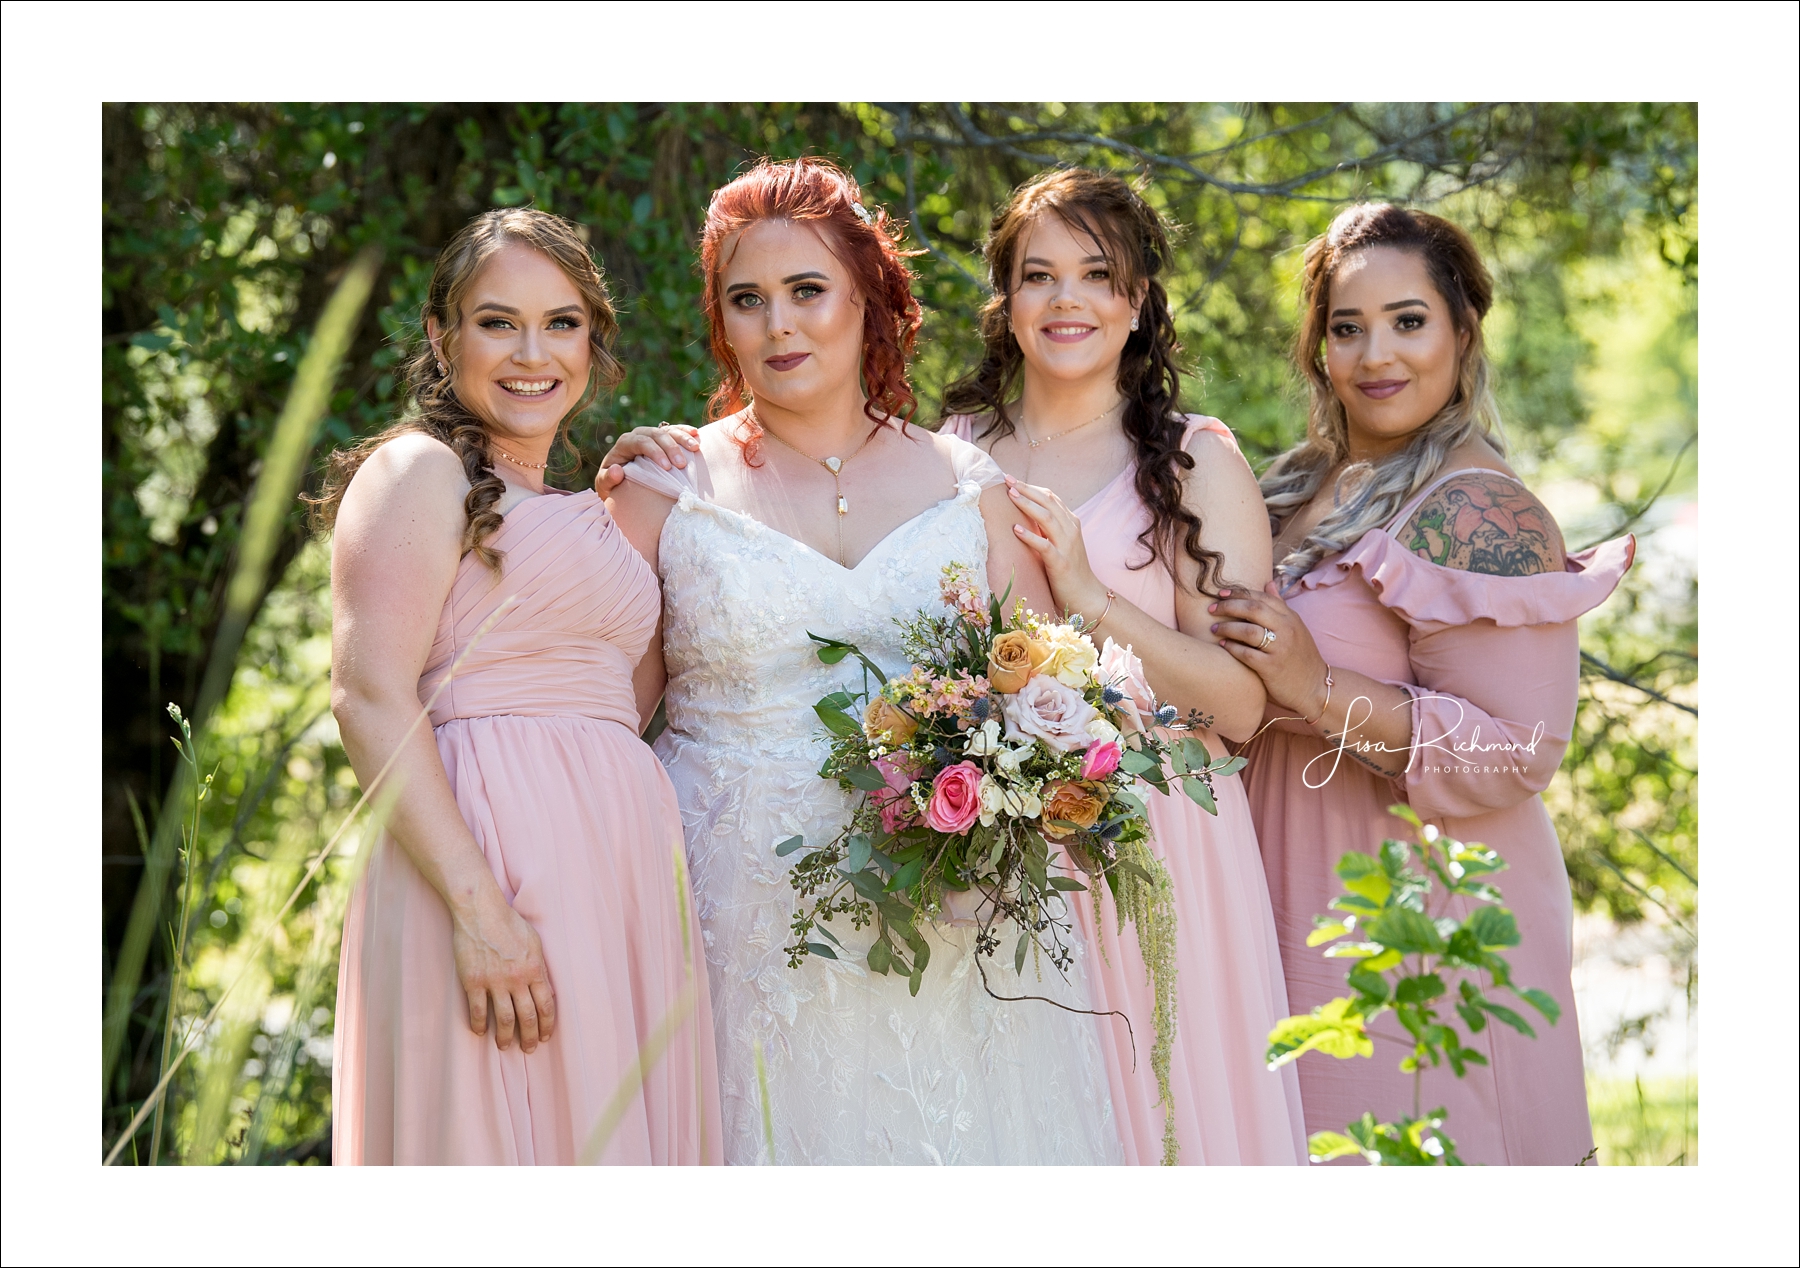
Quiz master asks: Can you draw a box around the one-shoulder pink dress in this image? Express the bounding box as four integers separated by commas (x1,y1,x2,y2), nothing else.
945,414,1306,1165
333,490,723,1165
1244,468,1634,1165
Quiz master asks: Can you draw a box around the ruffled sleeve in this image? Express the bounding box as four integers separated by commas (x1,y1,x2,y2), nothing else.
1315,530,1635,820
940,428,1006,490
619,455,699,502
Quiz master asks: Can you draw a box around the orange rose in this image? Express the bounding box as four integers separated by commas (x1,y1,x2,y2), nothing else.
863,696,918,745
1040,780,1107,839
987,631,1037,694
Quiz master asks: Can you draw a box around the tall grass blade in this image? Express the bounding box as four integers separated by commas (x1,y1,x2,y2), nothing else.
103,247,382,1096
753,1038,776,1164
103,601,509,1165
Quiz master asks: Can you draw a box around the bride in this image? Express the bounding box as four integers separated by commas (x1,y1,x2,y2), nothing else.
606,158,1122,1165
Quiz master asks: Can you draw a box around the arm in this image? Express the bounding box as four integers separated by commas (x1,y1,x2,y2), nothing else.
607,476,680,734
979,483,1053,620
1005,429,1271,745
593,423,702,495
330,435,555,1052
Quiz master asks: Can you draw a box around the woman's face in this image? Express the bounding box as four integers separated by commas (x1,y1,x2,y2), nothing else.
1323,245,1466,456
433,243,591,443
717,218,866,416
1008,213,1142,388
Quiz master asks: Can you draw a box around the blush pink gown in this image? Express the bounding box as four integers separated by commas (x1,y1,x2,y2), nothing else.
945,414,1306,1165
333,490,723,1165
1243,467,1634,1165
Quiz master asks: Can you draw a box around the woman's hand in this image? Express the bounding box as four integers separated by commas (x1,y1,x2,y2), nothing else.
1212,582,1332,717
1003,477,1108,619
450,884,557,1053
593,423,701,495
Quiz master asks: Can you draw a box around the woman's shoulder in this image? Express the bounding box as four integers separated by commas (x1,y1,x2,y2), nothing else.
344,431,468,510
916,423,1004,488
1394,456,1565,578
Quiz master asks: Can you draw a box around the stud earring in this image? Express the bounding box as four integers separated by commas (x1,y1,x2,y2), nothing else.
1129,317,1140,332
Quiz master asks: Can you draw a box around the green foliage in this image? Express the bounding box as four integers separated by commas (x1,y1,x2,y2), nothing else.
1267,808,1561,1165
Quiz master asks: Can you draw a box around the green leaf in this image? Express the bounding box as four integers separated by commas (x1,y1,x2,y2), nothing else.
887,857,924,892
806,941,838,960
1365,908,1445,955
866,939,891,975
1336,852,1394,906
773,835,806,857
130,331,175,352
908,968,924,997
1265,997,1372,1068
845,834,873,872
1477,999,1537,1038
1046,876,1087,892
1305,1131,1364,1163
1516,987,1562,1025
843,766,888,792
1464,905,1521,950
1181,776,1217,815
814,704,863,737
1346,966,1391,1004
1388,803,1423,830
1307,921,1352,947
1395,973,1445,1004
847,870,888,902
1014,931,1029,974
1119,748,1158,776
1210,755,1248,779
1178,736,1211,771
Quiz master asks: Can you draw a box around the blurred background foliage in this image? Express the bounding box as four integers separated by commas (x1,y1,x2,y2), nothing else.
102,101,1696,1163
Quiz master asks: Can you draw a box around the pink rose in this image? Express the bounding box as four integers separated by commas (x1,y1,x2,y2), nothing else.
1080,740,1122,779
1099,638,1155,734
873,752,922,833
924,761,984,834
1001,674,1101,754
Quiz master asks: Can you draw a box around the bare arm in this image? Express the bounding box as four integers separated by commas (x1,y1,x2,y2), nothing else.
606,475,680,732
331,434,555,1052
1005,429,1270,746
979,483,1052,619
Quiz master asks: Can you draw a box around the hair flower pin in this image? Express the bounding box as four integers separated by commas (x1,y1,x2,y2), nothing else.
851,201,874,226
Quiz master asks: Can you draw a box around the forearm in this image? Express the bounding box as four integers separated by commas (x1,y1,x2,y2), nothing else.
1078,593,1266,741
335,692,498,916
1291,666,1415,780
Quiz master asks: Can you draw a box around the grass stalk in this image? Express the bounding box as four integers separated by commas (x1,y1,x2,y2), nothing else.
103,247,382,1098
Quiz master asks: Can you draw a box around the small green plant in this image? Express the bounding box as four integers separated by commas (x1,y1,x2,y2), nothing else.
1266,805,1561,1165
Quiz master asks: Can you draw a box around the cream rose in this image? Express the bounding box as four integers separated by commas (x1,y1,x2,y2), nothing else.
1001,674,1102,754
1035,625,1100,688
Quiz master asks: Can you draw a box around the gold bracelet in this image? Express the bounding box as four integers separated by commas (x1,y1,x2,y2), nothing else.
1303,668,1335,728
1083,590,1116,637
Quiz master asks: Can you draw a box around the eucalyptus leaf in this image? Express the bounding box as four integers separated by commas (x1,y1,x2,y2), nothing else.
845,834,873,872
806,941,839,960
843,766,888,792
866,939,891,975
1181,776,1217,814
1046,876,1087,892
773,835,807,857
1014,931,1029,974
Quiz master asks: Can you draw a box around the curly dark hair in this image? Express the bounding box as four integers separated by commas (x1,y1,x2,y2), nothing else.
942,168,1226,594
699,156,922,462
309,207,624,570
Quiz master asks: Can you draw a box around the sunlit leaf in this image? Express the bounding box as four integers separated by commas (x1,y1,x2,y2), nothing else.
1306,1131,1364,1163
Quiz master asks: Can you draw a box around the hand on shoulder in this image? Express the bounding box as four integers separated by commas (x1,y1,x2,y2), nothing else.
1400,469,1566,577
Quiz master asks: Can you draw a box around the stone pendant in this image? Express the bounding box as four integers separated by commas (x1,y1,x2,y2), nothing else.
837,495,849,516
823,456,843,474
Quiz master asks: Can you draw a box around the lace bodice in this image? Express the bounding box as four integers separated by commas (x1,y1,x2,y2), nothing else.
625,452,1121,1165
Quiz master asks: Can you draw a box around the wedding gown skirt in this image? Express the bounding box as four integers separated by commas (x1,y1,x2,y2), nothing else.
633,463,1122,1165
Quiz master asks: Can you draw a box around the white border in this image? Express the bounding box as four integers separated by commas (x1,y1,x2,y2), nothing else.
4,1,1794,1263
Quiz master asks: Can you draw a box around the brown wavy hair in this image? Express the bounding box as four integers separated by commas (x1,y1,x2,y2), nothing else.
309,207,623,570
1260,202,1503,586
699,156,921,462
942,168,1225,594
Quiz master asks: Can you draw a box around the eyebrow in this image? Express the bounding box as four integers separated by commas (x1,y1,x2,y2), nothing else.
1022,255,1108,267
1330,298,1429,317
725,270,831,297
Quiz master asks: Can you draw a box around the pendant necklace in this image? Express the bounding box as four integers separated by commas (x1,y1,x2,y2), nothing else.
1017,398,1123,482
759,416,879,565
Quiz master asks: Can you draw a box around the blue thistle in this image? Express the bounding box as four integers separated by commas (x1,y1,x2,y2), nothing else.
1102,685,1125,705
971,696,991,722
1153,704,1178,726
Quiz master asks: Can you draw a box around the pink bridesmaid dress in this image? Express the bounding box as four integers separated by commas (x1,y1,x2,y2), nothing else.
333,490,723,1165
1244,467,1634,1165
945,413,1306,1165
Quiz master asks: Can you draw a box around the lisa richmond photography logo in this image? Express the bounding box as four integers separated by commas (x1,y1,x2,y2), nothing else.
1303,695,1548,789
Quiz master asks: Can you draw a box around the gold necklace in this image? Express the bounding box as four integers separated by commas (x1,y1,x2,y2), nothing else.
1017,398,1123,482
758,417,879,565
492,444,549,471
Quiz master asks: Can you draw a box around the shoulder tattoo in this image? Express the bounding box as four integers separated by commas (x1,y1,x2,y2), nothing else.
1401,472,1565,577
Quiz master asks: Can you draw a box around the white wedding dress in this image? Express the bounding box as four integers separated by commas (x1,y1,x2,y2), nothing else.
624,441,1122,1165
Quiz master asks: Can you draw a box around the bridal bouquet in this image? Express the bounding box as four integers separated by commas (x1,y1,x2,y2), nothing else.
780,563,1244,1112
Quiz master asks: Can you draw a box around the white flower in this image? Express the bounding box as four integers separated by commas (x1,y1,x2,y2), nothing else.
978,775,1005,826
995,740,1033,777
964,718,1003,757
1085,716,1121,744
1036,624,1101,688
1002,674,1102,754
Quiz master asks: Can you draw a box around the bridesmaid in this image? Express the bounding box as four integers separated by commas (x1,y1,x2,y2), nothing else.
942,169,1305,1165
1214,203,1633,1164
321,208,721,1164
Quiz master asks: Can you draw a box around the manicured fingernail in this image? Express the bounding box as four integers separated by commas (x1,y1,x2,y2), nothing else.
1207,603,1217,613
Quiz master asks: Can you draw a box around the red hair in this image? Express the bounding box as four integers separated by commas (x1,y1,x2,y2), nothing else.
700,157,921,460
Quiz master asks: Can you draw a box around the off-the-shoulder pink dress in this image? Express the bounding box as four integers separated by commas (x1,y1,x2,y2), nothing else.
333,490,723,1165
1244,468,1634,1165
945,413,1306,1165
